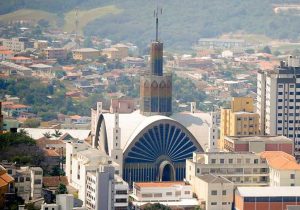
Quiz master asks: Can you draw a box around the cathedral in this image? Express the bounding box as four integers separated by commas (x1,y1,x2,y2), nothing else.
90,11,212,185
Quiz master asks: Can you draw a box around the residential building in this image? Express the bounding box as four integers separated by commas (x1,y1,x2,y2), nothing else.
131,181,198,209
193,174,234,210
223,135,294,155
257,56,300,157
111,44,129,59
72,48,100,60
30,63,55,78
86,165,128,210
2,163,43,201
41,194,86,210
0,166,14,209
3,104,31,117
261,151,300,186
3,38,25,52
33,40,48,50
102,48,120,60
235,186,300,210
220,97,260,149
66,142,128,209
9,56,33,66
0,47,13,60
44,48,67,60
186,152,269,187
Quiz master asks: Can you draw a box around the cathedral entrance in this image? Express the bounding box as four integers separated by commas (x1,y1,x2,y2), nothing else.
159,160,175,181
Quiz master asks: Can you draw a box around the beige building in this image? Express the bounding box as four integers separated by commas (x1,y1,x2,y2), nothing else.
72,48,100,60
131,182,198,208
3,38,25,52
34,40,48,50
44,48,67,60
261,151,300,187
3,163,43,201
186,152,269,187
111,43,129,58
220,97,260,149
194,174,234,210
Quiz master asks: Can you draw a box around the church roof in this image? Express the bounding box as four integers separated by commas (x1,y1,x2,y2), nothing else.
101,110,210,155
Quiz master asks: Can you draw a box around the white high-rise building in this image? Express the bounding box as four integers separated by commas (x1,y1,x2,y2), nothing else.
66,142,128,209
257,56,300,157
207,111,219,152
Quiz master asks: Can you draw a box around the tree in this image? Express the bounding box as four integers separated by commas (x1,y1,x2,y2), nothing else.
52,129,62,138
142,203,171,210
43,132,51,138
56,183,68,194
22,118,40,128
18,128,28,136
262,46,272,54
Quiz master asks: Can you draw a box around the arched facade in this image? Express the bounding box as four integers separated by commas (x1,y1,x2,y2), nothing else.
122,119,203,185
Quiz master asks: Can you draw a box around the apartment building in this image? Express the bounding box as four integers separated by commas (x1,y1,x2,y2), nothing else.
223,135,294,155
235,187,300,210
194,174,234,210
186,152,269,187
220,97,260,149
2,37,32,52
72,48,100,60
261,151,300,186
44,48,67,60
2,163,43,201
257,56,300,158
0,166,14,209
86,165,128,210
66,142,128,209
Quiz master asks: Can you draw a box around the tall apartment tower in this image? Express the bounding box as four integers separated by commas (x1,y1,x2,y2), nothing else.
140,7,172,116
219,97,260,149
257,56,300,157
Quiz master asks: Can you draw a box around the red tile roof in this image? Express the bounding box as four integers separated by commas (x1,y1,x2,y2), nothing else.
43,176,68,188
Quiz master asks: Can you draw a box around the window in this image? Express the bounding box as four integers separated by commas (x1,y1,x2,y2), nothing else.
291,183,295,186
220,159,225,164
237,159,242,164
34,179,41,185
222,190,226,195
278,92,283,95
254,159,259,164
7,170,12,174
211,159,216,164
211,202,217,205
229,159,233,164
166,192,172,196
211,190,217,195
222,202,227,205
291,174,295,179
19,177,24,182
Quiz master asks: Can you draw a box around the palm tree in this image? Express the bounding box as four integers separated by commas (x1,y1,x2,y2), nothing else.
52,129,63,138
43,132,51,139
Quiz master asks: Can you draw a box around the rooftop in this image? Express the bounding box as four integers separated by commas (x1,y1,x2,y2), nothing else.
260,151,300,170
43,176,68,188
197,174,232,184
30,63,52,69
72,48,99,53
225,135,293,143
134,181,188,188
237,186,300,197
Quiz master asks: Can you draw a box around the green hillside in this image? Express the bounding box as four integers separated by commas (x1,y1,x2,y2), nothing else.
1,0,300,50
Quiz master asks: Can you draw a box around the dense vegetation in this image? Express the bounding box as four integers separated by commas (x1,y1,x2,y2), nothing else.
1,1,300,50
0,131,44,165
0,78,100,118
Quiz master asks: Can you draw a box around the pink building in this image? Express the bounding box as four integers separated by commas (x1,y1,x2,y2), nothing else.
110,97,137,113
224,135,294,155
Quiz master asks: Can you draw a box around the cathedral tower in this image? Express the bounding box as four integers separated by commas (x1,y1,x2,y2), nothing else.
140,7,172,116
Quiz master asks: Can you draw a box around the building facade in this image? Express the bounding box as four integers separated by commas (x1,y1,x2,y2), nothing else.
257,56,300,157
72,48,100,60
220,97,260,149
66,142,128,209
186,152,269,187
223,135,294,155
193,174,234,210
260,151,300,187
235,187,300,210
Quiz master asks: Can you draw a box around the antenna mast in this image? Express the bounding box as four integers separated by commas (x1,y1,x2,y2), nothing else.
154,4,162,42
75,7,80,48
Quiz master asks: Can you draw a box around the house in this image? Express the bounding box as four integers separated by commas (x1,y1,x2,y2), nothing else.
44,48,67,60
72,48,100,60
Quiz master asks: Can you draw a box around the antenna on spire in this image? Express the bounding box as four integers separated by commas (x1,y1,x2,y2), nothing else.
154,3,162,42
75,7,80,48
